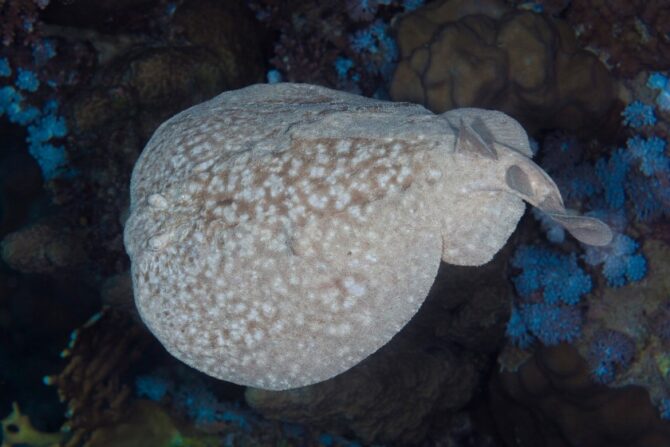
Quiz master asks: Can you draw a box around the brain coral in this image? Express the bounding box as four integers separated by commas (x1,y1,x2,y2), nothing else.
124,83,611,390
389,0,617,135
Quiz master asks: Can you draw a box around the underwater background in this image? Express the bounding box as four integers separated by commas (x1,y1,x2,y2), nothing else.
1,0,670,445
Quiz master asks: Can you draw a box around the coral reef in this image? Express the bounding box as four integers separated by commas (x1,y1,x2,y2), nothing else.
496,55,670,443
0,0,669,445
390,0,618,135
577,238,670,414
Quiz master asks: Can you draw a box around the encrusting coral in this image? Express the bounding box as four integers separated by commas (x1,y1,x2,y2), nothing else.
124,82,612,391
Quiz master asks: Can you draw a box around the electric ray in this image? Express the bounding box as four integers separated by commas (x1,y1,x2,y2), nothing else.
124,83,612,390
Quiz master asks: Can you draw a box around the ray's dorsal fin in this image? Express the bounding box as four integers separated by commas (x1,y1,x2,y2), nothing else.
470,116,496,148
455,118,499,160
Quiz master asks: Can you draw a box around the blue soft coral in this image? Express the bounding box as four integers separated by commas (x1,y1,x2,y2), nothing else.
621,100,656,129
508,245,590,347
1,70,71,181
588,329,635,384
648,72,670,111
626,135,669,177
595,149,630,209
511,245,592,305
583,233,647,287
520,303,582,346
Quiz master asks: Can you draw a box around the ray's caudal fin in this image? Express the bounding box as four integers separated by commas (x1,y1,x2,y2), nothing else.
455,115,613,247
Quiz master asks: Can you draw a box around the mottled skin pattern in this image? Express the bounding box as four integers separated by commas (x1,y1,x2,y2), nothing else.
124,83,611,390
